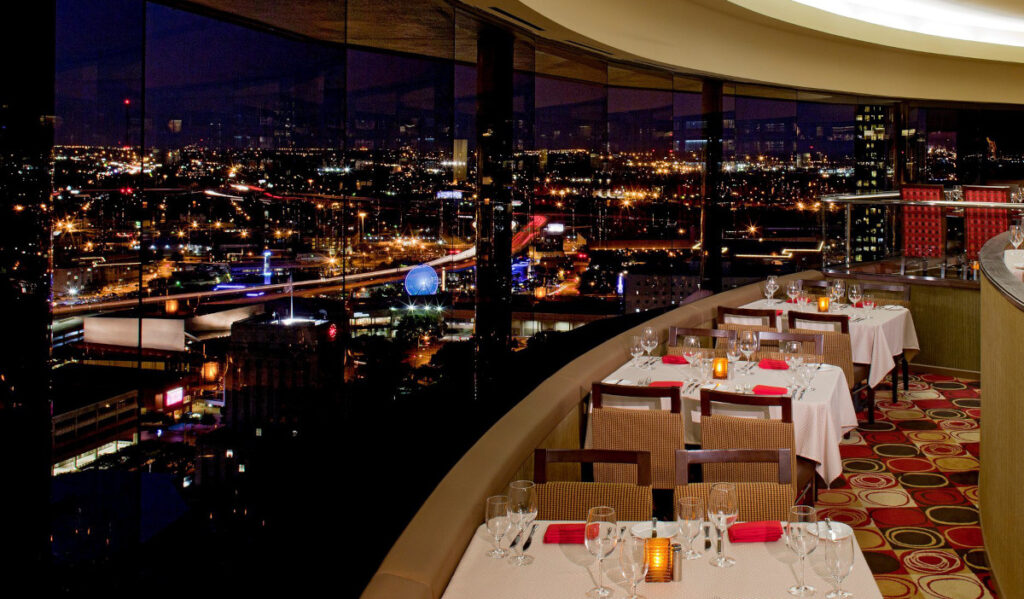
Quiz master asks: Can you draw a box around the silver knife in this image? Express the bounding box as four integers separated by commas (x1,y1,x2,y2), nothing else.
509,528,524,549
521,523,539,551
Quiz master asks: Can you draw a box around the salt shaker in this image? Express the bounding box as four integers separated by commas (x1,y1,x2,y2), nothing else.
671,544,682,581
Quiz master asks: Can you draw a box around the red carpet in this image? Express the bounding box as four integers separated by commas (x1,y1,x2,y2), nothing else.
815,373,994,599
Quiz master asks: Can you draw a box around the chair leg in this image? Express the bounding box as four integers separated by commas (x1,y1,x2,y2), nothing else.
892,365,899,404
866,387,875,425
900,256,907,275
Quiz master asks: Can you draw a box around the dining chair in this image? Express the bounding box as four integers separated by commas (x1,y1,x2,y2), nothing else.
533,449,654,521
698,389,817,504
901,184,947,277
673,448,795,522
787,312,875,424
963,185,1011,262
590,383,684,490
716,306,778,328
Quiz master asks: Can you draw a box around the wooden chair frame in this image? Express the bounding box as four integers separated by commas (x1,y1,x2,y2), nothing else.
592,382,681,413
534,448,652,486
674,448,792,485
668,327,736,348
787,311,850,334
699,388,793,423
715,306,778,328
758,331,824,355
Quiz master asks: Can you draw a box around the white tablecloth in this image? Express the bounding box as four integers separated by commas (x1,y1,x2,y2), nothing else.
595,359,857,483
740,298,920,388
1003,249,1024,281
442,522,883,599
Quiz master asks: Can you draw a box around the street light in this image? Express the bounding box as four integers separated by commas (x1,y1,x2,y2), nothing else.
358,211,367,242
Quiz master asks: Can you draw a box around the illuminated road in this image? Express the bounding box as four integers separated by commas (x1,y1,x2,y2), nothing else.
53,215,548,316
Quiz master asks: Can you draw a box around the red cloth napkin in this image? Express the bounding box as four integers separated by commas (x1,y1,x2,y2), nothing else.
661,355,688,365
786,298,798,304
729,521,783,543
752,385,788,395
851,301,864,308
543,523,585,544
776,309,784,316
649,380,684,387
758,359,789,370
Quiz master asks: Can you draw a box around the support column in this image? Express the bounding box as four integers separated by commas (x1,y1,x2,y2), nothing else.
474,27,514,399
0,0,54,583
699,79,724,293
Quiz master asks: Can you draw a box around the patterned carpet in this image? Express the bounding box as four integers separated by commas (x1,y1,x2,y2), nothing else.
815,373,994,599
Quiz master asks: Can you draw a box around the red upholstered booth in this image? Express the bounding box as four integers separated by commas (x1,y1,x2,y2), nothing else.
963,186,1012,260
900,184,946,275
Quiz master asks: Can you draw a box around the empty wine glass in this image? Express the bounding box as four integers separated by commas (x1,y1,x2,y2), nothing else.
823,529,855,599
584,506,619,598
618,534,650,599
1012,225,1024,249
641,327,658,369
630,335,644,368
676,496,704,560
485,495,511,558
738,330,759,373
833,280,846,308
682,335,701,365
708,483,738,568
787,281,801,303
786,505,819,596
765,276,779,303
726,338,741,366
508,480,538,566
861,292,875,310
848,283,862,307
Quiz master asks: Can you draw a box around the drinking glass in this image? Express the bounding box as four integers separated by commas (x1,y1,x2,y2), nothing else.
618,534,650,599
676,496,704,560
682,336,701,365
508,480,538,566
584,506,619,598
484,495,511,558
848,283,862,307
861,293,875,310
833,280,846,307
781,340,803,387
707,483,738,568
787,281,801,303
738,330,759,372
641,327,658,368
765,276,779,303
823,530,855,599
1012,225,1024,249
698,355,713,385
786,505,819,596
630,335,645,367
726,338,742,366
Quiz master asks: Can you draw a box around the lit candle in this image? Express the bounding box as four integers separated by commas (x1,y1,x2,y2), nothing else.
817,296,830,312
645,537,673,582
712,357,728,380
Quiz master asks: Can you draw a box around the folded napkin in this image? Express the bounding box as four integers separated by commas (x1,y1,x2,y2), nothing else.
728,521,783,543
543,523,585,544
776,310,784,316
752,385,788,395
785,298,799,304
758,359,789,370
649,380,684,387
661,355,689,365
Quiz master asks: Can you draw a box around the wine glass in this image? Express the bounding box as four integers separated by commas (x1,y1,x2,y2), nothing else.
630,335,644,368
738,330,759,373
765,276,779,303
787,281,801,303
618,534,650,599
786,505,819,596
641,327,658,369
1012,225,1024,250
781,340,803,388
848,283,862,307
584,506,619,598
726,338,741,367
833,280,846,308
676,496,704,560
823,529,855,599
698,354,713,385
508,480,538,566
682,335,701,365
861,292,875,310
484,495,511,558
707,483,738,568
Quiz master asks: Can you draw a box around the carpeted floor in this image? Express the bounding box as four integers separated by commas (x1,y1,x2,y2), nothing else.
815,373,994,599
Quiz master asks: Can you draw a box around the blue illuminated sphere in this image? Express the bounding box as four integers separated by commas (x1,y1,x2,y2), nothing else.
405,265,439,296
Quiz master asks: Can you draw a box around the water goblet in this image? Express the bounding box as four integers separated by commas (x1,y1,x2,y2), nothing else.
676,496,704,560
584,506,619,597
507,480,538,566
618,533,650,599
708,483,738,568
485,495,511,558
786,505,819,596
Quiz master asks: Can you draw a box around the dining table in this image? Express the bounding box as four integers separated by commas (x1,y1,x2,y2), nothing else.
739,298,920,388
594,356,857,484
441,521,883,599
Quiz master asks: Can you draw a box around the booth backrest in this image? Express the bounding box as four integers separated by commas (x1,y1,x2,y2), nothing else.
360,271,824,599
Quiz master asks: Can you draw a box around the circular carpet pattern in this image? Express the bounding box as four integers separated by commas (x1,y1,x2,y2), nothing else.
811,374,992,598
